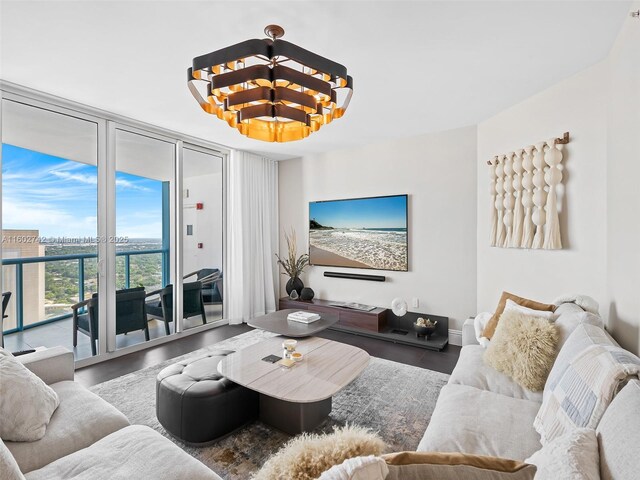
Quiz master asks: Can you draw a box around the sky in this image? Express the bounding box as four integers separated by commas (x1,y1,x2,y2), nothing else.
2,144,163,239
309,195,407,229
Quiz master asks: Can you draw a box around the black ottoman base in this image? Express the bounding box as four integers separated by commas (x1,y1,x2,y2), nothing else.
156,351,259,445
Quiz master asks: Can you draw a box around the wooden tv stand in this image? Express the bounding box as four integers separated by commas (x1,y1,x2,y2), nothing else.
278,297,387,332
278,297,449,351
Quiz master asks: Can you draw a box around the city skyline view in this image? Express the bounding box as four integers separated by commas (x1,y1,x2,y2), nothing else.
2,144,163,240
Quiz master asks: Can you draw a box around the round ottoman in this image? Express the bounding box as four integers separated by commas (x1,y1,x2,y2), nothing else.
156,350,258,444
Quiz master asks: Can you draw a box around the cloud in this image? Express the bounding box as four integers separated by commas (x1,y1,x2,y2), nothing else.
50,170,97,185
116,178,151,192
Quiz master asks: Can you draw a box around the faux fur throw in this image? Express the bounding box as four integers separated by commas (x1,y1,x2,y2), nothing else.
251,425,386,480
553,294,600,315
484,309,560,391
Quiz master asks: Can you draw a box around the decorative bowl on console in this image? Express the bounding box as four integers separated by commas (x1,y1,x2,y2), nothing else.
414,317,437,339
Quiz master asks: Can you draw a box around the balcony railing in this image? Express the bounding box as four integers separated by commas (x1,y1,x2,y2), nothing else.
2,249,168,334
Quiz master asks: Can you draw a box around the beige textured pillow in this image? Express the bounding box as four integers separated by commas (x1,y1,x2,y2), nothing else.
382,452,536,480
484,309,559,391
251,425,385,480
483,292,556,340
0,354,60,442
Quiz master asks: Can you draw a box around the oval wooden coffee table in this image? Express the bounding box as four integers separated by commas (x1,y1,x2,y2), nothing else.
218,336,370,434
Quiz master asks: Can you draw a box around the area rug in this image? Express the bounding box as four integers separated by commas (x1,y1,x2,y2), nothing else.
90,330,449,479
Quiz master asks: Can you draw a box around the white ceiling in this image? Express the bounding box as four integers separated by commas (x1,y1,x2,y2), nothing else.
0,1,632,159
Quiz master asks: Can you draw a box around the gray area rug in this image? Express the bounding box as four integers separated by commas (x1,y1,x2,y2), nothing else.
90,330,449,479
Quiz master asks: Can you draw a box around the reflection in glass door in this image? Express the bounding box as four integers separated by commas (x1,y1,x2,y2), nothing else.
114,128,175,349
182,146,224,328
1,99,100,360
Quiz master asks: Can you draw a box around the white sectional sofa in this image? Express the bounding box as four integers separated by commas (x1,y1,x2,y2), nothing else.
1,347,222,480
417,302,639,479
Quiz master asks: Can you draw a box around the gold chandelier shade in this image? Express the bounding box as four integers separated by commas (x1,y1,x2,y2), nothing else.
187,25,353,143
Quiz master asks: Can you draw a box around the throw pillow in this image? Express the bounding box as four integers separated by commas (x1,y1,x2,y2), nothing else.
534,344,640,445
319,455,389,480
482,292,555,340
484,309,559,391
382,452,536,480
251,425,386,480
0,354,60,442
525,428,599,480
504,299,558,320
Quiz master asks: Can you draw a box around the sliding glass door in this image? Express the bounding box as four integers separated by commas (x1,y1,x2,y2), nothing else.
113,127,175,350
1,98,101,359
182,146,224,329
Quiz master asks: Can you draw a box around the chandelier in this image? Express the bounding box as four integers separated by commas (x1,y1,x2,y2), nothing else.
187,25,353,143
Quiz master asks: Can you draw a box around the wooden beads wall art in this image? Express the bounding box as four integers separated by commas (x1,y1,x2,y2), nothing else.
488,132,569,250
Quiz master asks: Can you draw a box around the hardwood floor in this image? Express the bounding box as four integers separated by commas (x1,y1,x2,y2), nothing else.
75,324,461,388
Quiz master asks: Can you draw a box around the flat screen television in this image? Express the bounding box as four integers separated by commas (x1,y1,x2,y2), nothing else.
309,194,408,272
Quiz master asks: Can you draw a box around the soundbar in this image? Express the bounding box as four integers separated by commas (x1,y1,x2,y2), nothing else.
323,271,386,282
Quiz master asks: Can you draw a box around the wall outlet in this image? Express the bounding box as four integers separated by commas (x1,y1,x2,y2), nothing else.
412,297,419,308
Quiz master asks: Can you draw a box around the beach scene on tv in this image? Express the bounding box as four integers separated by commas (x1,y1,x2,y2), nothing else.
309,195,408,271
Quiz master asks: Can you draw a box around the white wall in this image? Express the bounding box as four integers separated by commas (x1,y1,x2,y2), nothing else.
476,62,609,314
476,7,640,354
278,126,477,331
606,3,640,354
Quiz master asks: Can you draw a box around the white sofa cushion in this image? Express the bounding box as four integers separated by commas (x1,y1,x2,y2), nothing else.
5,381,129,473
449,345,543,402
1,438,25,480
525,428,599,480
417,384,542,461
24,425,222,480
534,344,640,444
596,380,640,480
0,352,60,442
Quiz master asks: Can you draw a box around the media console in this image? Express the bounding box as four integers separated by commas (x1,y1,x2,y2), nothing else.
278,297,449,351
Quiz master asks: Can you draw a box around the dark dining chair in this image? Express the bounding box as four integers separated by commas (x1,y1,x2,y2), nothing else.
183,268,222,305
1,291,12,348
72,287,149,356
145,281,207,335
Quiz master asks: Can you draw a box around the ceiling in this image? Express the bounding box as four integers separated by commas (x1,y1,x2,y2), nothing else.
0,1,632,159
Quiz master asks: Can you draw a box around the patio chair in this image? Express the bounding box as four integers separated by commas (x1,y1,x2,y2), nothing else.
145,281,207,335
1,291,11,348
72,287,149,356
183,268,222,304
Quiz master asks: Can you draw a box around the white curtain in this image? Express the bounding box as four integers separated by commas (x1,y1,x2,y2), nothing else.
226,150,279,324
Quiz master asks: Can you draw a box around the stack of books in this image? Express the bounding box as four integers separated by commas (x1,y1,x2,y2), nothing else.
287,311,321,324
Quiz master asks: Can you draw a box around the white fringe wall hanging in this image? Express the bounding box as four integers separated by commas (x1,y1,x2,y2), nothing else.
487,132,568,250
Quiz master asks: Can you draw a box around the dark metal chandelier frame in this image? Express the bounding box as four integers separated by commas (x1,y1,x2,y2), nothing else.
188,25,353,143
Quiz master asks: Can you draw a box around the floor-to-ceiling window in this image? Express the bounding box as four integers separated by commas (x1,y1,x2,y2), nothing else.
182,146,224,329
0,87,227,364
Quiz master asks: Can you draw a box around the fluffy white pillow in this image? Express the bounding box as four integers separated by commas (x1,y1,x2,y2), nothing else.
504,299,558,320
525,428,599,480
0,354,60,442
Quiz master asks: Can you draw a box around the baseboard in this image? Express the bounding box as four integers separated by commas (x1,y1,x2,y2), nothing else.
448,329,462,347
